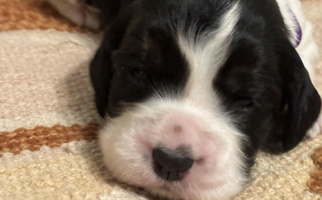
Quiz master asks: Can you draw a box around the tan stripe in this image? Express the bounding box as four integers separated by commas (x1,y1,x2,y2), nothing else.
0,0,88,32
312,146,322,169
308,147,322,194
0,123,99,156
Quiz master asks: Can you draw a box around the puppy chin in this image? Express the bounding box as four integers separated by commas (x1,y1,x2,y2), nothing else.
98,98,247,200
46,0,101,29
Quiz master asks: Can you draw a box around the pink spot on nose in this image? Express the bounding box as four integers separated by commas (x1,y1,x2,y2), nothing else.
173,125,182,133
159,113,205,150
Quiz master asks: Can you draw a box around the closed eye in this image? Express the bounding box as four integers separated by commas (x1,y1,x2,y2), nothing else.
132,68,146,80
236,97,254,110
130,68,149,85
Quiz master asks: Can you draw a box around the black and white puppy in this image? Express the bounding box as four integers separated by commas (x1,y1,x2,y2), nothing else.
48,0,322,199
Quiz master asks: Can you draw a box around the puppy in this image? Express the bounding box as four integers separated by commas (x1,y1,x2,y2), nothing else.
49,0,322,199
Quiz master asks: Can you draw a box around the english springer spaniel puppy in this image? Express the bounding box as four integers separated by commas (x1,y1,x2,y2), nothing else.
48,0,322,199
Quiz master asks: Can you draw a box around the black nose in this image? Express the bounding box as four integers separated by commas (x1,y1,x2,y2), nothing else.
152,148,194,181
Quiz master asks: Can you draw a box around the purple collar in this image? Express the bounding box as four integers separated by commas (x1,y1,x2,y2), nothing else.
288,7,302,48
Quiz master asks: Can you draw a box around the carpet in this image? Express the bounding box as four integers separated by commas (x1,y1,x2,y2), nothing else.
0,0,322,199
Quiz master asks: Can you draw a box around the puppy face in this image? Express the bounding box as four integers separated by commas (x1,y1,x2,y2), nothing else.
91,0,321,199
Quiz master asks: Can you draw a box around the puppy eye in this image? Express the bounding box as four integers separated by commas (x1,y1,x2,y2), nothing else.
131,69,147,81
237,97,254,110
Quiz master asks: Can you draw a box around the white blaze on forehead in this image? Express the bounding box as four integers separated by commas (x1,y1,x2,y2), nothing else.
178,2,240,108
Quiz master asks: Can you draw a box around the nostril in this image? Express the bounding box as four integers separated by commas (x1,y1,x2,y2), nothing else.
152,148,194,181
152,148,194,171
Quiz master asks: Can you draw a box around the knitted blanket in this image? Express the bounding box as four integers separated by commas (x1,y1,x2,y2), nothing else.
0,0,322,199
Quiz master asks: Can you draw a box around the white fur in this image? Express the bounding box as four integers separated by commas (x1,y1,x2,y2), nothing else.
306,112,322,138
100,98,248,200
46,0,101,29
179,2,240,110
99,3,248,200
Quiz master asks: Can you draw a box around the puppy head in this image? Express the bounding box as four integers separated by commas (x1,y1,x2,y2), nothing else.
91,0,321,199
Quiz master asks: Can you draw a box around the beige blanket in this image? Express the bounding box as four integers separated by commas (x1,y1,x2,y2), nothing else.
0,0,321,199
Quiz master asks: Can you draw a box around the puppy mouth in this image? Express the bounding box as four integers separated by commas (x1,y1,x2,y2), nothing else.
153,162,190,181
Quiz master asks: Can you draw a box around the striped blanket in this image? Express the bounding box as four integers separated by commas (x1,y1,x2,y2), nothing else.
0,0,322,199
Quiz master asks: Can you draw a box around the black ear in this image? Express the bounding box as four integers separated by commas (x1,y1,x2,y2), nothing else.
90,7,133,117
267,40,321,153
90,39,113,117
95,0,136,25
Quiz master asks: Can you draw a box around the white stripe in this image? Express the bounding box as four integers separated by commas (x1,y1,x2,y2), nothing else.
178,2,240,108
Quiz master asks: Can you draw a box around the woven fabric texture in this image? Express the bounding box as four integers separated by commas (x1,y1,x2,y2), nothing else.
0,0,321,199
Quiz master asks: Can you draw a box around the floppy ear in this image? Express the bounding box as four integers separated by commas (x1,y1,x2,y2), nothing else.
90,7,133,117
95,0,136,25
267,40,321,153
90,39,113,117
